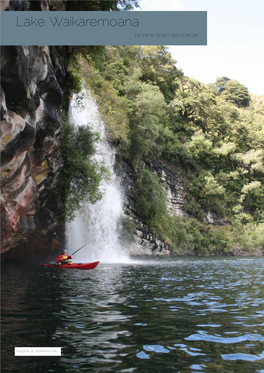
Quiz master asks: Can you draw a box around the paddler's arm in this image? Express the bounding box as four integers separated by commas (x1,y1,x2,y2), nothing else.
56,255,63,263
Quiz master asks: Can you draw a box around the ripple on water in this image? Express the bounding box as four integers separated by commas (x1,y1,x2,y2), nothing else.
190,364,206,371
143,345,170,353
136,351,150,359
2,257,264,373
176,346,206,357
197,324,221,328
185,332,264,343
222,353,263,361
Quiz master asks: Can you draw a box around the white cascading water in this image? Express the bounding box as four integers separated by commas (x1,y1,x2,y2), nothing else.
66,90,129,263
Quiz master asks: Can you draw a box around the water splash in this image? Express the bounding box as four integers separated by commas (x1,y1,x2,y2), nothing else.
66,90,129,263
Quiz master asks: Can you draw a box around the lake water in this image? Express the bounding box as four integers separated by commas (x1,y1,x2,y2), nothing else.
1,257,264,373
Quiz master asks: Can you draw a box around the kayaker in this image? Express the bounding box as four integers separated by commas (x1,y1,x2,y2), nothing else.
56,250,73,265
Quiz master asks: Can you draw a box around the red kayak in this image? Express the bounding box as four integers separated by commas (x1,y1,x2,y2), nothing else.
40,261,99,270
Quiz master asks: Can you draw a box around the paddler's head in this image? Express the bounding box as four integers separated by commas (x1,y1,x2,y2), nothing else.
63,250,67,255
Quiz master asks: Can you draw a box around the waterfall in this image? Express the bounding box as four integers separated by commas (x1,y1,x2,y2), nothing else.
66,90,129,263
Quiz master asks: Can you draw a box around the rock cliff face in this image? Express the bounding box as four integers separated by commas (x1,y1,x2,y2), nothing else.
119,157,254,256
1,44,66,259
0,0,65,12
118,158,190,256
151,160,188,218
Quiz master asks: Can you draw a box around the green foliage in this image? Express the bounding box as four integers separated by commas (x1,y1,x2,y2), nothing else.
234,221,264,250
67,73,82,95
66,46,264,255
126,83,167,163
83,46,106,71
187,130,213,159
135,168,233,254
159,127,189,165
78,57,130,143
119,216,136,244
210,76,251,107
60,116,105,221
211,76,231,94
66,0,139,11
136,169,168,228
222,80,251,108
204,174,226,196
207,227,233,254
140,46,181,103
170,77,217,130
136,168,188,249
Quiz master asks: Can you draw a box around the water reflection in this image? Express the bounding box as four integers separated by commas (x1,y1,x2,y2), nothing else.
1,264,68,373
1,258,264,373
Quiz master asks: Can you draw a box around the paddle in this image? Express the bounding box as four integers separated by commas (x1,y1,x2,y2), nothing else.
70,244,86,257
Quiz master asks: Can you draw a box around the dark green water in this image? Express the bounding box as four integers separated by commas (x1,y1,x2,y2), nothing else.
1,257,264,373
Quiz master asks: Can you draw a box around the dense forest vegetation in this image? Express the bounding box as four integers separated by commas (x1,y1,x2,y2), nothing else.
66,0,139,11
62,44,264,255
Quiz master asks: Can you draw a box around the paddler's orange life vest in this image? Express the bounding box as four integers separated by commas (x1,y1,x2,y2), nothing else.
56,254,72,263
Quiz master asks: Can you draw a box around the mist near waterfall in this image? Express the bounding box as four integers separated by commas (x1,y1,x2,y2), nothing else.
66,90,130,263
